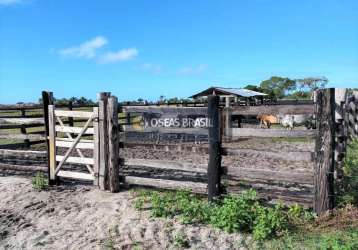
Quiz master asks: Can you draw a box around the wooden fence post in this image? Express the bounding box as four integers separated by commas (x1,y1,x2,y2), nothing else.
68,101,74,138
97,92,111,190
107,96,120,192
48,105,57,183
93,107,100,187
334,89,347,181
207,95,222,201
42,91,55,184
20,124,30,148
314,88,336,214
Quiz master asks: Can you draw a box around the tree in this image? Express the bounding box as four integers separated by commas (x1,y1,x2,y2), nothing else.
296,77,328,92
259,76,296,100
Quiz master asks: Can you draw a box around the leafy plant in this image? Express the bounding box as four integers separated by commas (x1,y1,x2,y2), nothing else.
32,172,48,191
173,232,190,248
253,203,288,241
338,138,358,205
209,190,259,233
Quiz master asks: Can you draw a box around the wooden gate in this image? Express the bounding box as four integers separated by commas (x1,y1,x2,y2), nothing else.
47,105,99,184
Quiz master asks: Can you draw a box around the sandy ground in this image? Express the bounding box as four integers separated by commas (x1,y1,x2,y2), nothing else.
0,176,251,250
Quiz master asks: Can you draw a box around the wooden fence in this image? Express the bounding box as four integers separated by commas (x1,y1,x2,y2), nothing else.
0,89,357,215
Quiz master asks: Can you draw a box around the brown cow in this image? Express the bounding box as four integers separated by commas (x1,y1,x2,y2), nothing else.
257,114,278,129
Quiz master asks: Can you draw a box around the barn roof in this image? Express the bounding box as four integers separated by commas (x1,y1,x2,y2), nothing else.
190,87,267,98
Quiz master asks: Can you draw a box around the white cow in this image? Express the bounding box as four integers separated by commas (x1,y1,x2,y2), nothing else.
278,115,315,130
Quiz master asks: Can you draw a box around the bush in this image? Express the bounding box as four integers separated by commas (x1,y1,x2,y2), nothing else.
32,172,48,191
338,138,358,205
133,189,309,241
209,190,259,233
253,203,288,241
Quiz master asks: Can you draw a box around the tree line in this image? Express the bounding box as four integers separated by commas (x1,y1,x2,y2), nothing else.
244,76,329,100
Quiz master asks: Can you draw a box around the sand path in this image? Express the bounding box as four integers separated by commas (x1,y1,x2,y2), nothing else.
0,176,249,250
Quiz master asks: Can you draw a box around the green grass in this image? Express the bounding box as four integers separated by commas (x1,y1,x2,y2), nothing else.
133,189,315,241
262,227,358,250
133,189,358,249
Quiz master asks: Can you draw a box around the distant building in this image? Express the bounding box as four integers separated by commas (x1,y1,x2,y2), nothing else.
190,86,267,106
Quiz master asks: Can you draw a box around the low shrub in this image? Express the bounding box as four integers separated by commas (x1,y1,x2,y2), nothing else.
32,172,48,191
338,138,358,206
133,189,313,241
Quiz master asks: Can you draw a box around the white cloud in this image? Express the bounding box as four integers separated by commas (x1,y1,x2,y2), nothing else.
0,0,23,5
97,48,138,64
179,64,207,75
59,36,108,59
139,63,162,74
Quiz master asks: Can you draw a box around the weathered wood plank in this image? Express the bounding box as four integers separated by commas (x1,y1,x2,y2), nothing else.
54,110,96,118
230,128,317,138
0,163,47,172
314,88,335,215
56,137,93,143
107,96,120,192
122,142,209,154
0,149,46,158
98,92,111,190
0,134,45,140
56,155,94,165
55,125,94,134
122,106,207,115
123,127,208,135
125,158,207,173
225,167,314,185
48,105,57,181
57,170,94,181
207,95,221,201
56,140,94,149
227,104,315,116
222,147,314,162
0,123,44,129
93,107,100,186
125,176,207,194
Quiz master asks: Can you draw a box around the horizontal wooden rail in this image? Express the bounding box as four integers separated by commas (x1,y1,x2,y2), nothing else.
0,134,45,140
230,128,317,138
123,127,208,135
125,176,207,193
0,162,47,172
57,170,94,181
54,110,96,118
224,167,314,185
124,158,207,173
56,140,94,149
56,155,94,165
122,106,207,115
0,123,44,129
0,149,47,158
226,104,315,115
122,142,209,153
222,147,315,162
55,125,94,134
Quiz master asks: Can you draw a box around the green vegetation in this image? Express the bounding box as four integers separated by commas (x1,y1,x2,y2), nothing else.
31,172,48,191
337,138,358,206
134,189,358,248
262,227,358,250
133,189,314,241
244,75,328,100
173,232,190,248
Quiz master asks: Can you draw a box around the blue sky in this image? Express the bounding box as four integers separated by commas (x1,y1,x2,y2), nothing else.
0,0,357,103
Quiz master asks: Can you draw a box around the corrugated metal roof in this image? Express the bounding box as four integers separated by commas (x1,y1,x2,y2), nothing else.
190,87,267,98
214,87,267,97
